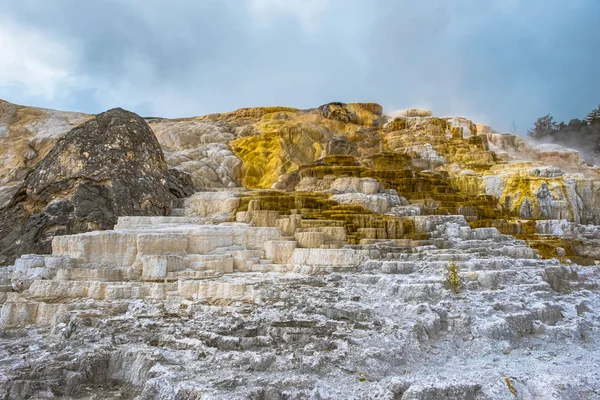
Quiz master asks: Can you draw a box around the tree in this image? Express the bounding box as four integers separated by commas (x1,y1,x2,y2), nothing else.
527,106,600,165
527,114,557,138
555,119,587,132
567,118,588,130
586,105,600,125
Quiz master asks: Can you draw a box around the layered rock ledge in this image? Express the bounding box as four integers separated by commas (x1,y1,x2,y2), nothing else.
0,101,600,399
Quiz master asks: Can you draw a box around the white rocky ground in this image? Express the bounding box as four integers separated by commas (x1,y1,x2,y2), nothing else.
1,194,599,399
2,102,600,399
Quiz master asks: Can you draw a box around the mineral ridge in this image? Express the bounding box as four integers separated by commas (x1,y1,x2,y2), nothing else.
0,100,599,399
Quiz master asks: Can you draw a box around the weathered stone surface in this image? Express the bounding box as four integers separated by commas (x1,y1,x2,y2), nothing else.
330,192,404,213
3,99,599,228
330,177,381,195
289,248,371,267
1,100,600,399
531,143,583,168
149,118,244,189
1,213,598,398
0,99,92,189
0,108,193,265
294,231,325,248
183,191,242,221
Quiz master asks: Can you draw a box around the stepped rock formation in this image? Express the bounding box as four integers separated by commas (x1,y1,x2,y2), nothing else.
0,108,193,265
1,100,600,399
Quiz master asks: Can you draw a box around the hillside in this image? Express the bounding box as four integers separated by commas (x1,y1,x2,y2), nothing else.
0,100,599,399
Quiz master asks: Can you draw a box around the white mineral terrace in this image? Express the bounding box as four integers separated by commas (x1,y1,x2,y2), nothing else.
1,193,599,398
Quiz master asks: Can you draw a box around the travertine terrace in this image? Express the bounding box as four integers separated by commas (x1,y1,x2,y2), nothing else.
1,100,599,399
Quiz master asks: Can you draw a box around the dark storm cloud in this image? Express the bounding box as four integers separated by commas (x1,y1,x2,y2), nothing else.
1,0,599,132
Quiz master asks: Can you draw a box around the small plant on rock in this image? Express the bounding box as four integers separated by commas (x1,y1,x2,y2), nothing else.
444,260,463,294
358,372,371,382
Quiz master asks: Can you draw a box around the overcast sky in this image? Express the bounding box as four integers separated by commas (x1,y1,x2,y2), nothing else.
1,0,599,133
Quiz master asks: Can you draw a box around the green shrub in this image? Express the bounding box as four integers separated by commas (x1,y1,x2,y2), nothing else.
444,261,463,294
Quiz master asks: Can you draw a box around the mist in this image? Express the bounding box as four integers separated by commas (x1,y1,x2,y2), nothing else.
526,108,600,165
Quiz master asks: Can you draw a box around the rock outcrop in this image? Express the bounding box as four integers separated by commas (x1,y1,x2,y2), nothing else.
148,118,244,189
2,98,600,267
1,199,599,398
1,100,600,399
0,108,193,265
0,100,92,190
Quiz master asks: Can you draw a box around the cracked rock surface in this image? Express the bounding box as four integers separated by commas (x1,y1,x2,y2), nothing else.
0,108,193,265
1,101,600,399
1,210,599,399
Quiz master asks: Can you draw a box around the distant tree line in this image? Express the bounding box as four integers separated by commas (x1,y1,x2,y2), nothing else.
527,105,600,163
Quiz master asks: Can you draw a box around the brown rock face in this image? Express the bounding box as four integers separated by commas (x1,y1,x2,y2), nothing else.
0,108,193,264
0,100,92,209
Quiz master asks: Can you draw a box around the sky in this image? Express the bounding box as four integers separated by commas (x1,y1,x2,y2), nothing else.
0,0,599,133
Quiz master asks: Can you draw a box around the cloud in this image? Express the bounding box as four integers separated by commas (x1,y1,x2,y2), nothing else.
88,52,203,118
246,0,330,33
0,18,80,101
0,0,598,133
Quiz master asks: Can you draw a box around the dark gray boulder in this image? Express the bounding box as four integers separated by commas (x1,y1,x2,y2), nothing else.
0,108,194,265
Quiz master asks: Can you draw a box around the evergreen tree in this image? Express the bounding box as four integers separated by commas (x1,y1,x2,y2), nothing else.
527,114,557,138
586,105,600,125
528,106,600,165
566,118,588,130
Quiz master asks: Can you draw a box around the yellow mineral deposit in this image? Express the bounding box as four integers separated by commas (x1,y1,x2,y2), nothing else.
1,100,600,398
